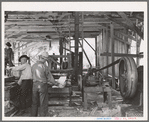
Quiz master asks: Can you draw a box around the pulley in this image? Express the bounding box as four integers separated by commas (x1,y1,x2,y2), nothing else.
119,57,138,99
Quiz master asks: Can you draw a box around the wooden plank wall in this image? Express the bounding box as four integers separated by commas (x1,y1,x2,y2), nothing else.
97,30,128,78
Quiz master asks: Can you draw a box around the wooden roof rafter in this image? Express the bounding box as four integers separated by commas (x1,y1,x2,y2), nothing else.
117,12,143,39
5,11,144,43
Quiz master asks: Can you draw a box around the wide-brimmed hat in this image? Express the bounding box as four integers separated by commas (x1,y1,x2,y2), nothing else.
19,55,29,62
6,42,11,47
40,52,49,60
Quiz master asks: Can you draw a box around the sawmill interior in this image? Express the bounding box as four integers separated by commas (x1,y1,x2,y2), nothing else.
4,11,144,117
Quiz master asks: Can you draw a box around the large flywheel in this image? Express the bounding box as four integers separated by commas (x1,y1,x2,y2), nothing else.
119,57,138,99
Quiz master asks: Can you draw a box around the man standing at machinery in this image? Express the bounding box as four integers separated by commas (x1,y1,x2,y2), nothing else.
31,52,58,116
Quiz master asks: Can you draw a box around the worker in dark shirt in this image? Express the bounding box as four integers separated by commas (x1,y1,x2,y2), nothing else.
51,53,58,69
5,42,14,75
5,42,14,67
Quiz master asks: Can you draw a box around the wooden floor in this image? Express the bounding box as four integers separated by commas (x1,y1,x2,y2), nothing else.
5,90,142,117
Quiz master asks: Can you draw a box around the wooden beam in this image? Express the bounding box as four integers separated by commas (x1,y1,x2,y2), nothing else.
114,36,131,45
102,28,108,76
67,53,72,69
49,55,67,58
100,52,143,58
50,68,73,73
63,47,73,53
83,38,96,52
105,26,109,76
74,12,79,83
95,37,97,67
118,12,143,39
106,15,132,30
8,39,51,42
106,15,143,39
123,29,128,53
115,31,136,41
79,52,83,75
5,24,107,31
15,34,28,41
14,41,32,50
84,86,111,93
79,41,92,67
6,17,137,24
59,38,63,67
5,21,110,26
110,22,115,89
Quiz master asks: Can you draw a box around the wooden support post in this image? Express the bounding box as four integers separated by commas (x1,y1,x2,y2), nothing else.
110,22,115,89
123,29,128,53
79,52,83,75
81,12,84,104
136,19,141,66
67,53,72,69
83,91,88,110
18,42,20,64
64,42,66,56
106,25,109,76
103,28,108,77
59,38,63,68
74,12,79,83
69,87,72,106
136,33,140,66
81,12,84,61
95,37,97,67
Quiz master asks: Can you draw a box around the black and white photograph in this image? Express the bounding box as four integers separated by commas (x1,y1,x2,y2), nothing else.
2,2,148,121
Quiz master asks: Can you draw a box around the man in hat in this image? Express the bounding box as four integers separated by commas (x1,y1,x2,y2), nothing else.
5,42,14,75
9,55,33,114
31,52,58,116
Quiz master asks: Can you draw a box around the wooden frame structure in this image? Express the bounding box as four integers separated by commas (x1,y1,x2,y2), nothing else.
5,11,144,89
